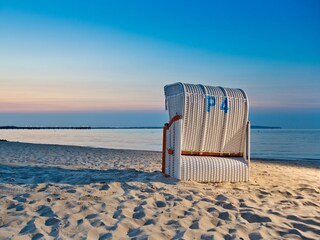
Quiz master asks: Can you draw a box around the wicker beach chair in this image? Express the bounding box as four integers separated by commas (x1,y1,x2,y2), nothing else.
162,83,250,182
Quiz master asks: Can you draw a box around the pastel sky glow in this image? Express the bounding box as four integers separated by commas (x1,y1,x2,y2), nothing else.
0,0,319,127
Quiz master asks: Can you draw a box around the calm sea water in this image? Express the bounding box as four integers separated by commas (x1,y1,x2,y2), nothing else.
0,129,319,161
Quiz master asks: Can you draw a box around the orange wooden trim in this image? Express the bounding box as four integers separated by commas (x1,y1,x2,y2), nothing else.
167,115,182,128
162,115,181,176
167,149,174,155
181,151,242,157
162,123,168,174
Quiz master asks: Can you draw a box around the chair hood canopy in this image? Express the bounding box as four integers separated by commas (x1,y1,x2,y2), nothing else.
164,82,249,155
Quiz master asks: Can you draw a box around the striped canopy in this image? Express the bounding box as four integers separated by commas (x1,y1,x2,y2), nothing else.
164,82,249,155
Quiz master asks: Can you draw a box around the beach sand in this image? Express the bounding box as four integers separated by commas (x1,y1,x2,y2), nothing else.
0,141,319,239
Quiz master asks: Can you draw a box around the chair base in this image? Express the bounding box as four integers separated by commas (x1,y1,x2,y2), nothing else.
179,156,249,182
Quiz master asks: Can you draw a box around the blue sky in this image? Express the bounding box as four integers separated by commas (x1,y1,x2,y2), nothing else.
0,0,319,128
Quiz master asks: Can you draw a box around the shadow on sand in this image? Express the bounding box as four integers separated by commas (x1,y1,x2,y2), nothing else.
0,164,177,185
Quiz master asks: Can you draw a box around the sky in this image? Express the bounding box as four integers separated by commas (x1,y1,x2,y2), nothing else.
0,0,319,128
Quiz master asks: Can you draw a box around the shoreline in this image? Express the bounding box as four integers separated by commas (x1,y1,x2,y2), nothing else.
0,141,319,239
0,125,281,129
1,140,320,166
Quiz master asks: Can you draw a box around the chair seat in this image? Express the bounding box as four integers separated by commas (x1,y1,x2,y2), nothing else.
180,156,249,182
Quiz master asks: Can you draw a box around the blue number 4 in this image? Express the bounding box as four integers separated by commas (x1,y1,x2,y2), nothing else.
220,98,229,113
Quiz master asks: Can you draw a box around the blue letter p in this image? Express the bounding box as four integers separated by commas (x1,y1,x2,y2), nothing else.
207,96,215,112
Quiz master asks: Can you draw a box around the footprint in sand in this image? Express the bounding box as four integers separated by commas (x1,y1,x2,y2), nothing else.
189,220,200,229
77,219,84,225
155,200,166,208
19,219,36,234
32,233,44,240
66,189,76,193
49,227,60,237
37,205,55,217
112,209,122,219
144,219,155,225
100,184,110,191
13,195,28,203
89,219,101,227
166,220,181,227
216,194,228,201
241,212,271,223
201,197,213,203
207,207,218,213
249,232,263,240
98,232,112,240
174,197,183,202
132,210,145,219
184,210,192,216
7,203,24,211
45,217,61,226
200,234,214,240
29,200,36,204
127,228,142,238
224,233,236,240
86,213,98,219
218,212,231,221
137,194,147,200
184,195,193,201
222,203,237,210
164,193,175,201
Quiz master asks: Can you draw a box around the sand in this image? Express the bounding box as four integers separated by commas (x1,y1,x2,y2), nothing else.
0,141,319,239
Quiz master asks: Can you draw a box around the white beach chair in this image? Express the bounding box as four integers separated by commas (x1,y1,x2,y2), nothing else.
162,83,250,182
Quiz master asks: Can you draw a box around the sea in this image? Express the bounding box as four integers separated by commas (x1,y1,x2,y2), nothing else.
0,129,319,161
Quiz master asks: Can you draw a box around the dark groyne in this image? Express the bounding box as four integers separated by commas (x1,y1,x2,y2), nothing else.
0,126,91,130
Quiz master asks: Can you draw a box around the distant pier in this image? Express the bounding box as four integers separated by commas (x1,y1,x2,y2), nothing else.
0,126,91,130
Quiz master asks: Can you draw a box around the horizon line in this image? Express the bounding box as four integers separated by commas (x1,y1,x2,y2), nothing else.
0,125,282,130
